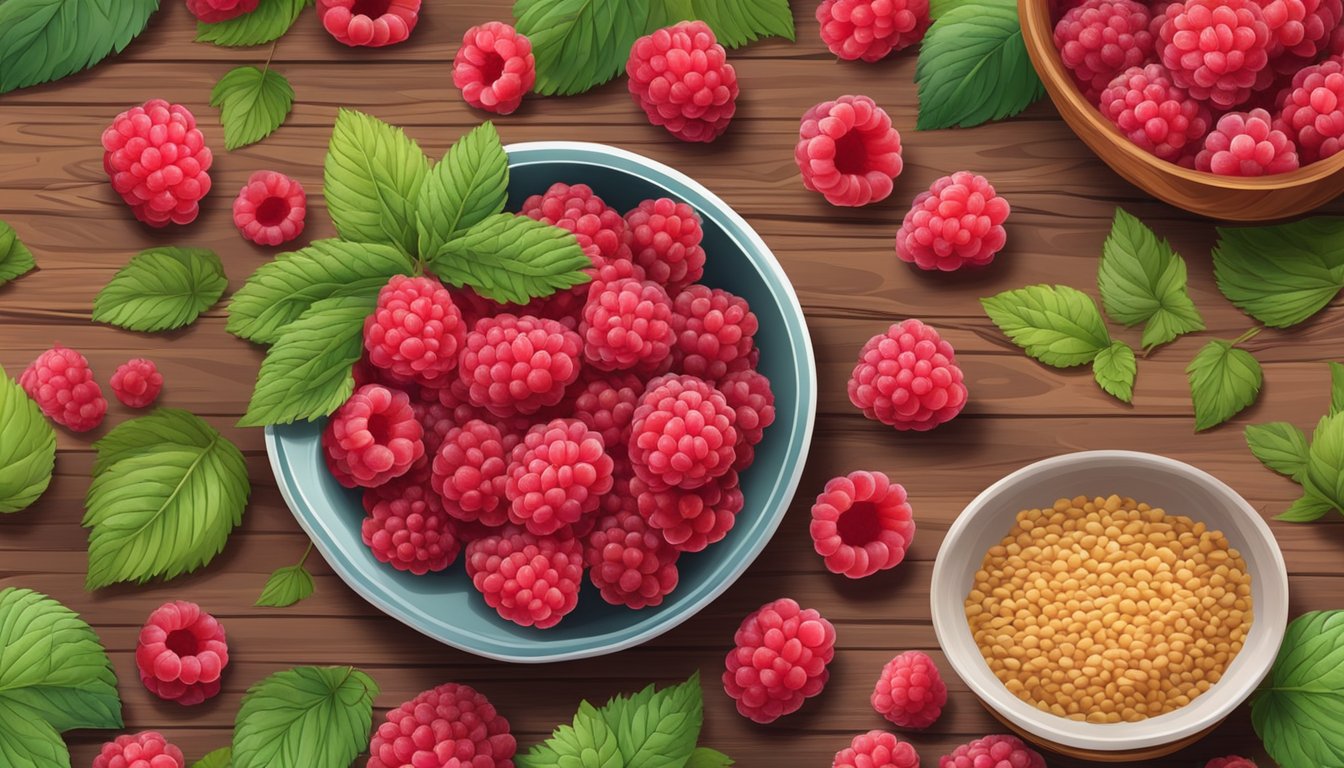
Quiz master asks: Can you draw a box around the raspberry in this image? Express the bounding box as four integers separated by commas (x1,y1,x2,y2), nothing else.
368,682,516,768
629,374,737,490
431,418,513,528
1279,59,1344,162
1206,758,1258,768
586,507,680,608
669,285,759,380
1262,0,1340,67
93,732,185,768
722,598,836,723
365,275,466,388
20,344,107,432
466,529,584,628
318,0,420,47
623,197,706,290
1157,0,1272,108
453,21,536,115
1196,108,1300,174
362,479,460,574
185,0,258,23
795,95,904,207
134,601,229,707
581,278,675,372
232,170,306,247
459,314,583,417
848,319,968,431
627,21,739,143
817,0,931,62
323,384,424,488
872,651,947,728
1099,64,1213,162
1053,0,1155,101
101,99,212,227
810,470,915,579
717,369,775,471
833,731,920,768
571,374,644,449
412,398,455,458
110,357,163,409
519,183,631,321
632,470,743,551
895,171,1010,271
506,418,615,535
938,735,1046,768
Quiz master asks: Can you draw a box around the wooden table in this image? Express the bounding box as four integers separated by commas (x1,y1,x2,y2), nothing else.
2,3,1339,765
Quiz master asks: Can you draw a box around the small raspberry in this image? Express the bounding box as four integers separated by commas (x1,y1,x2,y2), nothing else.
110,357,163,409
895,171,1010,271
506,418,615,535
848,319,968,431
466,529,584,628
817,0,931,61
623,197,706,290
101,99,213,227
20,344,107,432
323,384,424,488
1196,108,1300,174
632,470,743,551
1099,64,1213,161
810,471,915,579
232,170,306,247
833,731,921,768
581,278,674,372
1279,59,1344,162
135,601,229,707
362,479,460,574
1206,758,1258,768
872,651,947,728
723,598,837,723
365,275,466,388
1157,0,1272,108
453,21,536,115
185,0,258,23
586,506,680,608
459,314,583,417
431,418,514,528
629,374,737,490
571,374,644,449
1053,0,1155,101
627,21,739,143
368,682,516,768
939,735,1046,768
93,732,185,768
318,0,420,47
669,285,759,380
717,369,775,471
795,95,904,207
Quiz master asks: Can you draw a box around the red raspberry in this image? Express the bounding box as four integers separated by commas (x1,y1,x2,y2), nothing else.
135,601,229,707
322,384,424,488
1053,0,1155,101
632,470,743,551
521,182,629,269
20,344,107,432
318,0,420,47
895,171,1010,271
1206,758,1258,768
939,735,1046,768
669,285,759,380
581,278,674,372
1157,0,1272,108
623,197,706,290
848,319,968,431
795,95,904,207
1196,108,1300,174
368,682,516,768
466,529,584,628
101,99,212,227
1279,59,1344,161
1099,64,1212,162
833,731,921,768
232,170,306,247
571,374,644,449
365,275,466,388
412,398,455,458
431,419,514,528
506,418,614,535
93,732,185,768
723,598,837,723
629,374,737,490
717,369,775,471
453,21,536,115
185,0,258,23
627,21,739,143
585,506,680,608
872,651,947,728
817,0,931,61
362,479,460,574
1262,0,1341,68
810,470,915,579
459,314,583,417
110,357,163,409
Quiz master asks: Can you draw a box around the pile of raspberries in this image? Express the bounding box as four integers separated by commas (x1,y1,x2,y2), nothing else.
1053,0,1344,174
324,183,776,630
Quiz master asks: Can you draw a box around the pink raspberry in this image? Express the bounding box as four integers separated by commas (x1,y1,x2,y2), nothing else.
717,369,775,471
318,0,420,47
466,529,584,628
571,374,644,449
1099,64,1213,162
627,21,739,143
1157,0,1272,108
581,278,674,372
939,735,1046,768
413,398,455,457
520,182,630,268
101,99,212,227
322,384,424,488
134,601,229,707
723,598,837,723
459,314,583,417
586,507,680,608
110,357,163,409
1053,0,1155,101
1196,108,1300,174
669,285,759,380
453,21,536,115
93,732,185,768
810,470,915,579
632,470,743,551
895,171,1010,271
1279,59,1344,161
232,170,306,247
848,319,968,431
817,0,931,61
431,419,514,528
1261,0,1341,68
362,479,460,575
795,95,904,207
623,197,706,290
506,418,614,535
833,731,921,768
629,374,737,490
368,682,516,768
1206,758,1258,768
20,344,107,432
365,275,466,388
872,651,947,728
185,0,258,23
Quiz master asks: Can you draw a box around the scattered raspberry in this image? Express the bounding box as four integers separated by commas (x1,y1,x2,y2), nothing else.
633,470,743,551
623,197,706,290
833,731,921,768
795,94,904,208
848,319,968,431
506,418,614,535
520,182,630,268
669,285,758,380
368,682,516,768
466,529,584,628
627,21,739,142
1196,108,1300,174
723,598,836,723
365,275,466,388
1206,758,1258,768
101,99,212,227
431,418,514,528
20,344,107,432
717,369,775,471
93,732,185,768
453,21,536,115
110,357,163,409
318,0,420,47
185,0,258,23
322,384,424,488
1279,59,1344,162
581,278,674,372
938,735,1046,768
232,170,306,247
810,470,915,579
1157,0,1272,108
1053,0,1155,101
629,374,737,490
895,171,1010,271
1099,63,1213,163
571,374,644,449
817,0,931,61
586,506,680,608
459,314,583,417
872,651,947,728
362,480,460,574
135,601,229,707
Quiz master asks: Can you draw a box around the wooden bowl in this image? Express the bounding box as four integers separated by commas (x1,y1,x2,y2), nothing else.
1018,0,1344,221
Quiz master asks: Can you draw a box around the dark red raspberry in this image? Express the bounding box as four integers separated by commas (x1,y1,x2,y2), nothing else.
669,285,758,380
627,21,739,143
431,418,514,528
323,384,424,488
185,0,258,23
506,418,614,535
717,369,775,471
20,344,107,432
581,278,674,372
93,732,185,768
521,182,630,269
110,357,163,409
232,170,306,247
872,651,947,728
1157,0,1272,108
939,735,1046,768
723,598,837,723
1279,59,1344,162
453,21,536,115
412,398,455,458
365,275,466,388
1261,0,1340,68
1196,108,1300,174
632,470,743,551
810,470,915,579
1099,64,1212,162
817,0,931,61
101,99,212,227
895,171,1010,271
1053,0,1155,101
629,374,737,490
466,529,584,628
848,319,968,431
459,314,583,417
1206,758,1258,768
318,0,420,47
368,682,516,768
362,479,460,575
135,601,229,707
585,506,680,608
353,352,420,395
623,197,706,291
833,731,921,768
571,373,644,449
796,95,904,207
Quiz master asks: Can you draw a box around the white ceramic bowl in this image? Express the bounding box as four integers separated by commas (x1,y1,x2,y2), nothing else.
930,450,1289,754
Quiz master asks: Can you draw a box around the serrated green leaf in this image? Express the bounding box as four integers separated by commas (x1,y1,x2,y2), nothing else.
1277,493,1335,522
515,0,654,96
93,407,220,475
324,109,430,256
192,748,232,768
84,410,250,589
604,672,701,768
929,0,959,18
1305,413,1344,515
430,214,592,304
1330,362,1344,416
256,564,314,608
1097,208,1205,349
1186,340,1263,432
1252,611,1344,768
0,220,36,286
685,748,734,768
915,0,1044,130
210,65,294,150
652,0,795,47
196,0,307,47
981,284,1111,367
519,701,623,768
1245,422,1310,483
1212,217,1344,328
416,122,509,261
1092,340,1136,403
0,0,159,95
239,295,373,427
0,368,55,514
0,700,69,768
93,247,227,332
232,666,378,768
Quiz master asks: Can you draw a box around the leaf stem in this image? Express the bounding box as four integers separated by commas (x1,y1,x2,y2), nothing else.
297,541,313,567
261,39,279,76
1232,326,1263,346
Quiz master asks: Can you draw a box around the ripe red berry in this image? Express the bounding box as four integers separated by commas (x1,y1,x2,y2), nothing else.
466,529,585,628
101,99,212,227
810,470,915,579
1279,59,1344,162
872,650,948,728
459,313,584,417
110,357,163,409
716,369,775,471
506,418,615,536
833,731,920,768
817,0,931,62
1157,0,1272,108
623,197,707,291
453,21,536,115
796,94,905,207
629,374,738,491
581,278,675,372
571,373,644,450
232,170,306,247
723,598,837,723
1053,0,1155,101
431,418,515,528
368,682,516,768
848,319,968,431
185,0,258,23
586,506,680,608
1099,63,1212,163
632,470,744,552
1196,108,1300,174
93,732,186,768
135,601,229,706
627,21,739,143
1206,757,1258,768
318,0,420,47
895,171,1009,271
365,275,467,388
938,735,1046,768
669,285,759,381
362,478,460,575
322,384,425,488
20,344,107,432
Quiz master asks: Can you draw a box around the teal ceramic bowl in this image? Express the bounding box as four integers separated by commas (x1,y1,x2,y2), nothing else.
266,142,817,663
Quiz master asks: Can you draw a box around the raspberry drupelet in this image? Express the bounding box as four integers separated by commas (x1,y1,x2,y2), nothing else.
1053,0,1155,102
1206,757,1258,768
459,314,584,417
466,528,585,628
453,21,536,115
571,373,644,450
93,732,186,768
431,418,514,528
135,601,229,706
627,21,739,143
362,480,460,574
623,197,707,291
581,277,674,372
938,735,1046,768
367,682,516,768
723,598,837,723
669,285,759,380
629,374,738,491
1261,0,1340,68
101,99,212,227
185,0,258,23
717,369,775,471
810,470,915,579
322,384,424,488
817,0,931,62
586,506,681,608
20,344,107,432
1279,59,1344,162
895,171,1010,271
848,319,968,431
872,650,948,728
795,95,904,207
232,170,306,247
506,418,615,536
110,357,163,409
1099,64,1212,163
1196,109,1300,174
832,731,921,768
1157,0,1272,108
632,470,744,551
317,0,420,47
365,275,467,388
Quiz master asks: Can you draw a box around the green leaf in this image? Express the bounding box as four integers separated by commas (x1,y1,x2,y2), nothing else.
1277,493,1335,522
515,0,654,96
652,0,796,47
324,109,430,256
226,239,411,344
210,65,294,150
84,410,250,589
232,666,378,768
0,220,36,286
1186,340,1263,432
430,214,592,304
93,247,228,333
914,0,1045,130
239,295,374,427
1245,422,1311,483
1330,362,1344,416
1092,340,1136,403
0,700,69,768
1252,611,1344,768
256,564,314,608
93,406,220,475
1305,413,1344,514
1212,218,1344,328
196,0,307,47
1097,208,1205,349
685,748,734,768
981,284,1111,367
0,0,159,95
416,122,510,261
519,701,624,768
929,0,959,18
192,748,232,768
602,672,702,768
0,368,56,514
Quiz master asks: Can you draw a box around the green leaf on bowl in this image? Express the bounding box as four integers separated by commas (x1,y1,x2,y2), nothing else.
232,666,378,768
0,0,159,95
1092,340,1136,403
416,122,510,261
1186,339,1263,432
981,284,1111,368
430,214,592,305
1098,208,1204,350
324,109,430,257
1252,610,1344,768
93,247,228,333
1212,217,1344,329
